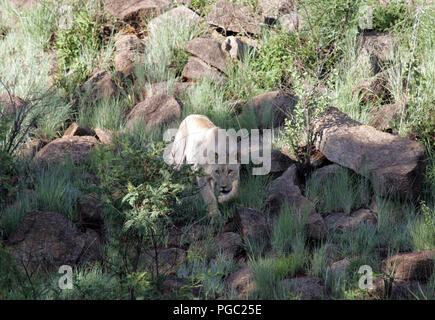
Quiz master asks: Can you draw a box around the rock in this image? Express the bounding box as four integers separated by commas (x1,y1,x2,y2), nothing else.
389,280,427,300
258,0,295,20
63,122,94,137
95,128,114,145
126,94,182,129
278,12,304,33
184,37,228,73
330,258,351,276
142,81,192,99
352,69,391,104
267,165,327,240
206,0,263,35
114,34,146,77
310,164,342,185
34,136,99,165
246,91,297,128
17,138,48,158
357,31,395,74
10,0,37,8
182,56,225,82
77,196,104,230
226,266,255,299
214,232,243,259
369,102,402,131
82,70,117,100
0,93,25,116
149,6,201,32
382,251,435,282
281,277,326,300
6,211,101,274
324,209,378,232
234,207,270,243
221,36,248,60
161,278,185,295
313,107,427,198
104,0,171,21
270,150,295,174
143,247,185,276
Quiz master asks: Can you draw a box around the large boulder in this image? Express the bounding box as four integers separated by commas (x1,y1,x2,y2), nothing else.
281,276,326,300
104,0,171,21
313,107,426,198
267,165,327,240
182,56,225,82
324,209,378,233
206,0,263,35
382,251,435,282
126,94,182,129
149,6,201,32
246,91,297,129
114,34,146,77
34,136,99,165
184,37,228,73
6,211,101,274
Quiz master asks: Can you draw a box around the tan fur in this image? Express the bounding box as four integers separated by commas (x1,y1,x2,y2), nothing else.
168,114,240,216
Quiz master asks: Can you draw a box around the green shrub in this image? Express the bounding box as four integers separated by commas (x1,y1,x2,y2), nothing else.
55,2,104,89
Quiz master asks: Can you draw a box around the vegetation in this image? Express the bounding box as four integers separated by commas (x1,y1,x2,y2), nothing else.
0,0,433,300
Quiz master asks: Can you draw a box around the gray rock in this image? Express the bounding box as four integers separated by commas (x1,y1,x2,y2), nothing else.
246,91,297,129
126,94,182,129
258,0,296,21
324,209,378,232
281,276,326,300
149,5,202,32
182,56,225,82
226,266,255,299
6,211,101,274
313,107,427,198
267,165,327,240
104,0,171,21
82,70,117,101
185,37,228,73
207,0,263,35
34,136,99,165
114,34,146,77
382,251,435,282
234,207,270,243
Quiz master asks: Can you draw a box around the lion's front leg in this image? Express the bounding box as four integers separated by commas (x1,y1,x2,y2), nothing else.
197,176,219,217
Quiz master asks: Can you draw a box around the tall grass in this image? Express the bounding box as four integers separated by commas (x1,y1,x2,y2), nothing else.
305,167,372,215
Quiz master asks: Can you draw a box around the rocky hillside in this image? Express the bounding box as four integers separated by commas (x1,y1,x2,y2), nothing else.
0,0,434,300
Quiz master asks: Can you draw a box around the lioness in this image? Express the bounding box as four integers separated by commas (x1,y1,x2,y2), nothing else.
167,114,240,216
